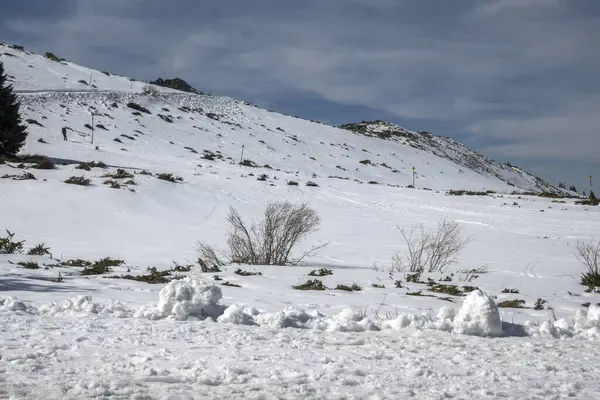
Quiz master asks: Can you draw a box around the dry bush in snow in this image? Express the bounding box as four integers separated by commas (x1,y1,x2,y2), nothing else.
196,242,225,272
390,218,470,278
198,201,327,267
576,238,600,288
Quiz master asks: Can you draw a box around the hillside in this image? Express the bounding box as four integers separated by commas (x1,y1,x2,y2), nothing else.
1,42,565,193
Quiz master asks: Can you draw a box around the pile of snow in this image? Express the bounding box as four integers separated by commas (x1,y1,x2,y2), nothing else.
524,305,600,339
0,296,34,313
135,277,226,321
453,289,503,336
383,305,456,332
142,287,505,337
38,295,131,318
218,290,503,337
5,285,599,340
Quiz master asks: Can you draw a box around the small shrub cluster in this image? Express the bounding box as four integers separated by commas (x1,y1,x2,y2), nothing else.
76,161,107,171
335,283,362,292
428,284,473,296
15,154,55,170
0,230,24,254
293,279,327,290
2,172,35,181
156,173,183,182
61,259,92,268
80,257,124,275
117,266,184,284
64,176,91,186
103,168,133,179
27,243,51,256
448,190,494,196
103,180,121,189
308,268,333,277
239,159,258,168
497,299,526,308
17,261,40,269
234,268,262,276
501,288,520,294
533,298,548,310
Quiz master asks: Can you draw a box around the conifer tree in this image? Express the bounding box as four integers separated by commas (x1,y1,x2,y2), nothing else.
0,61,28,157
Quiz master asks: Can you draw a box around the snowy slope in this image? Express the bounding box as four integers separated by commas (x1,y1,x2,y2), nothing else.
340,120,565,193
0,42,566,193
1,42,600,399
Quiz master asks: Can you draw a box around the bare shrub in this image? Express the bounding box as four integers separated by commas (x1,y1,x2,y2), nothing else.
576,239,600,287
228,201,326,265
196,242,225,272
199,201,327,267
390,218,470,278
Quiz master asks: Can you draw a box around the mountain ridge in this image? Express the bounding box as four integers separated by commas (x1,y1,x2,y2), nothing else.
0,41,566,194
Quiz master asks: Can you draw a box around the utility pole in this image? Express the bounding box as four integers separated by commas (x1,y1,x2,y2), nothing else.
90,108,95,144
590,175,594,199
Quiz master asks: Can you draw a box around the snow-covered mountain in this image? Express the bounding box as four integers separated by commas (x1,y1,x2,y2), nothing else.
1,41,564,193
340,120,562,193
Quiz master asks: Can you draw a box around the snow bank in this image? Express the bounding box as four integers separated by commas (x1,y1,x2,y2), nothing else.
135,277,225,321
4,285,600,340
38,295,131,318
218,290,500,337
524,305,600,339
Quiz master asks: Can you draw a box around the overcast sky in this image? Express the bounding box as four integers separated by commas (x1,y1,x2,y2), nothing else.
2,0,599,190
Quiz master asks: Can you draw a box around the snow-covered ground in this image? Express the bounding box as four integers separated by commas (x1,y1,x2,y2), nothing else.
1,42,600,399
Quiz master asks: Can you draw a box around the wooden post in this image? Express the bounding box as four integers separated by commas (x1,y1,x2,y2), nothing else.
590,176,593,199
412,166,416,188
240,144,245,165
91,110,94,144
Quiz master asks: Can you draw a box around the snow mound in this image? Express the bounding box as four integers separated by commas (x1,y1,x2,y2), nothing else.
135,277,225,321
326,308,380,332
0,296,34,313
217,304,259,325
215,294,500,336
525,305,600,339
38,295,131,318
382,306,455,332
453,290,503,336
254,306,326,329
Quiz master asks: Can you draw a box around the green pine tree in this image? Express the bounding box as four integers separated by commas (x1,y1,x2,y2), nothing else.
0,61,28,157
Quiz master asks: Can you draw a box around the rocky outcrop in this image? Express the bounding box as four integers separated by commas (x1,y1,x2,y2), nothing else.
149,78,202,94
